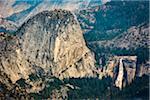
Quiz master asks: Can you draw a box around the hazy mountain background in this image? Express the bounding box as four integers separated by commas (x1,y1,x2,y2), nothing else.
0,0,109,26
0,0,149,99
77,1,149,63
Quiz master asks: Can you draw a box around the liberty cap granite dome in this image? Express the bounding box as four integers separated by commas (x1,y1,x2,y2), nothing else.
16,9,96,79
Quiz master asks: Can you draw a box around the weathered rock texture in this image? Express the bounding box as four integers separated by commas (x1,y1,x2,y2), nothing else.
0,34,32,85
0,10,96,87
99,56,137,89
137,61,150,77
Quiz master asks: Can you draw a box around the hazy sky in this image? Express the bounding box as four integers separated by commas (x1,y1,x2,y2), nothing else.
0,0,110,25
0,0,110,18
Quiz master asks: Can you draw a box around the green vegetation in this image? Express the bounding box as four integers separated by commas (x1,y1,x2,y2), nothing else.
29,74,39,81
111,75,149,99
79,1,149,41
30,77,63,99
89,45,149,64
64,77,112,99
27,75,149,99
1,75,148,99
16,78,28,88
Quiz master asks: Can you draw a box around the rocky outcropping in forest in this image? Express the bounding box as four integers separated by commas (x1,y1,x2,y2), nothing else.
0,10,96,91
0,3,149,98
99,56,137,89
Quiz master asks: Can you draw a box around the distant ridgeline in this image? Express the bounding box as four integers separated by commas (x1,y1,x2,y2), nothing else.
78,1,149,41
77,1,149,64
0,1,149,99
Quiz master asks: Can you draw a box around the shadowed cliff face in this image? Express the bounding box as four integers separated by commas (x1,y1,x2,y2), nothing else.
0,34,31,85
0,10,96,87
0,1,149,99
98,56,137,89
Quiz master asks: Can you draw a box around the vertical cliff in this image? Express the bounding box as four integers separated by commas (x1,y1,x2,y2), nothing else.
0,10,96,87
99,56,137,89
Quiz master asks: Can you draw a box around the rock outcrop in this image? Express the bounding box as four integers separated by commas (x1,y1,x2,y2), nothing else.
137,61,150,77
0,34,32,85
0,10,96,88
99,56,137,89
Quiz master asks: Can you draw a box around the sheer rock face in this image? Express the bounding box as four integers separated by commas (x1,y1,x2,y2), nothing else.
99,56,137,89
113,56,137,89
0,34,31,85
1,10,94,83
